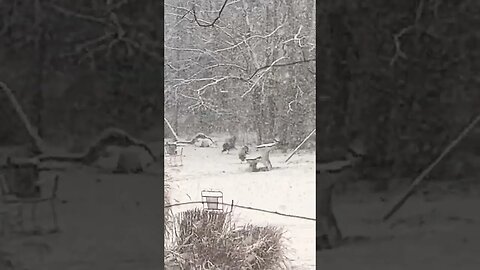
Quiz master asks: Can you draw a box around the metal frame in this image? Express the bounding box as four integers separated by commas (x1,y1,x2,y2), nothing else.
164,142,183,166
0,158,60,234
201,190,224,212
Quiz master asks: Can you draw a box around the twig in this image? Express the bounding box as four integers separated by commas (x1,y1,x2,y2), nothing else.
248,59,315,80
390,0,424,66
214,24,284,53
390,25,415,66
383,113,480,221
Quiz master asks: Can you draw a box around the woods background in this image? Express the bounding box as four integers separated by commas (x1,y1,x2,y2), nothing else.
0,0,163,152
317,0,480,183
1,0,480,182
165,0,316,147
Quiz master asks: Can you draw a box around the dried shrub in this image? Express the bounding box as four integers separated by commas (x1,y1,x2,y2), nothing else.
165,208,288,270
164,176,173,242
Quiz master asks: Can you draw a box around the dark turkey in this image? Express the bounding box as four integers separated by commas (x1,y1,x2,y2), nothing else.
238,145,249,161
221,136,237,153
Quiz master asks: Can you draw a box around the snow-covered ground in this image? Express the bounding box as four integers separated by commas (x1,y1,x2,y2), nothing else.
3,140,477,269
0,158,163,270
316,178,480,270
165,144,316,269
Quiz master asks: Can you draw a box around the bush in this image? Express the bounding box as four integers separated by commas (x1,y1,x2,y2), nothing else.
164,176,173,241
165,208,288,270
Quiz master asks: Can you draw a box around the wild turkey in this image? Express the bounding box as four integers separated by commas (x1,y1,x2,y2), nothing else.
316,137,366,250
221,136,237,153
238,145,249,162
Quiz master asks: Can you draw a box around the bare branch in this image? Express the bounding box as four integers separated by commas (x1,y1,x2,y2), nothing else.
390,25,415,66
106,0,130,12
282,25,304,47
164,44,211,54
214,24,284,53
390,0,425,66
187,63,247,79
241,56,287,98
249,58,315,80
192,0,229,27
46,3,106,24
122,37,162,62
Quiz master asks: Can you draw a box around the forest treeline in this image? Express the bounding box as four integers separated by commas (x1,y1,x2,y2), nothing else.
318,0,480,181
0,0,162,148
1,1,479,179
164,0,316,147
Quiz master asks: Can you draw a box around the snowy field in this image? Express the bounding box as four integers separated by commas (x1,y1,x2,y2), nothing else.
317,178,480,270
2,140,477,270
0,146,163,270
165,143,316,269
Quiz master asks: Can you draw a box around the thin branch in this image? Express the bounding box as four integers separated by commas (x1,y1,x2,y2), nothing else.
194,76,234,95
46,3,106,24
249,58,316,80
187,63,247,79
192,0,229,27
164,45,211,54
122,37,162,62
214,24,285,53
282,25,305,47
106,0,130,12
390,25,415,66
390,0,425,66
241,56,286,98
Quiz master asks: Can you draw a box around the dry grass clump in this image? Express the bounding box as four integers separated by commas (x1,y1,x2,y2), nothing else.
164,175,173,241
165,208,289,270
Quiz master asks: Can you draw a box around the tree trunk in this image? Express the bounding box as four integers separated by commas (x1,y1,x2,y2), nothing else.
252,88,263,144
329,9,353,133
317,172,343,250
34,31,45,138
174,89,179,132
268,95,276,139
33,0,46,139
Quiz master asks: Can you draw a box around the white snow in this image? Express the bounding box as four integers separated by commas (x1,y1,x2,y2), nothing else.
165,144,316,269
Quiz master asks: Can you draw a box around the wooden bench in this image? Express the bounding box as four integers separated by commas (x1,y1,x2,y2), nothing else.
245,141,278,172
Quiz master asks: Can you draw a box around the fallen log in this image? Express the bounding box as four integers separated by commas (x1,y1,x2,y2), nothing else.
0,82,157,174
1,128,157,173
39,127,156,165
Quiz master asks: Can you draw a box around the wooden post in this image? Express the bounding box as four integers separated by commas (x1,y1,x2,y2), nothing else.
383,113,480,221
0,82,46,153
164,117,179,141
285,128,316,163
